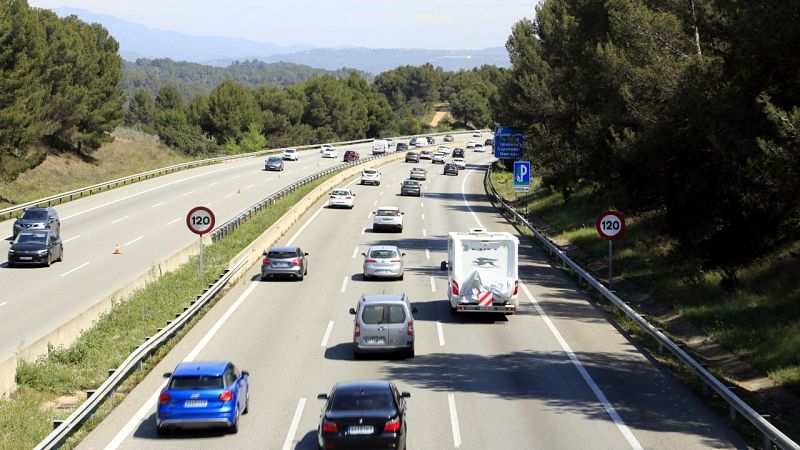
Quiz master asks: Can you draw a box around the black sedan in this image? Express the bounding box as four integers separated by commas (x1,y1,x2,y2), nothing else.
400,179,421,197
8,230,63,267
443,163,459,176
317,380,409,450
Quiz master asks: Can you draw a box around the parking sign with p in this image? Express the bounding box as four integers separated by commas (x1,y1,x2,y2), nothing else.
513,161,530,193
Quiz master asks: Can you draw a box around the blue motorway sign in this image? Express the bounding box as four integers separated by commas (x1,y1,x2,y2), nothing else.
494,126,524,159
513,161,531,192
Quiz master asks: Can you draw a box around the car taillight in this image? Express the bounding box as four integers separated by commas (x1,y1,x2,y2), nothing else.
292,258,302,266
366,259,377,263
451,280,459,296
390,259,402,263
322,420,339,433
330,195,336,199
263,258,270,265
158,392,170,404
346,196,352,199
383,416,401,432
513,280,519,296
354,323,361,337
407,321,414,336
219,390,233,402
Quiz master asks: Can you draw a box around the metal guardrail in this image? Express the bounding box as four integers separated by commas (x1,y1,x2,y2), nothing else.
34,257,247,450
0,131,474,221
483,164,798,450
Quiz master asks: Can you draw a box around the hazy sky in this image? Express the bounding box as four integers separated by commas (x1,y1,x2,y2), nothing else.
28,1,537,49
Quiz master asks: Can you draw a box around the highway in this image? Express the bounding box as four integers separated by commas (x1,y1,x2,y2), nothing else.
77,148,746,449
0,138,468,361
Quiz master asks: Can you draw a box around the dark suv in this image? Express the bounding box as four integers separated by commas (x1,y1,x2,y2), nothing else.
425,136,435,145
13,206,60,239
452,148,465,158
485,138,494,147
396,142,408,152
343,150,360,162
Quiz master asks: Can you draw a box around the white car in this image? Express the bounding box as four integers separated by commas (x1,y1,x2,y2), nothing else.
372,206,404,232
320,144,334,153
437,145,449,153
472,130,482,138
453,157,466,169
432,153,446,164
328,188,355,209
418,150,433,160
282,147,299,160
466,141,476,149
322,147,338,158
360,168,381,186
474,143,485,152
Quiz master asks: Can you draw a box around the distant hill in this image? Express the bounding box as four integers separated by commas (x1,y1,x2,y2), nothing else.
121,59,360,100
49,7,509,73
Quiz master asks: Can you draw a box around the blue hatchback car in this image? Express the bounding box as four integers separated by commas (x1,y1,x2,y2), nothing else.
156,361,250,435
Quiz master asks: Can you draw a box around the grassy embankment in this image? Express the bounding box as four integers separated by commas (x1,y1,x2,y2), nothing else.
490,166,800,438
0,137,335,449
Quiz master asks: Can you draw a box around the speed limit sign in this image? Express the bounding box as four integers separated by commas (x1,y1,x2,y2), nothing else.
186,206,215,235
595,210,625,240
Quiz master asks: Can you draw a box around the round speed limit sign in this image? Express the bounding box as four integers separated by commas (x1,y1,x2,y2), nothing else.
595,210,625,240
186,206,215,235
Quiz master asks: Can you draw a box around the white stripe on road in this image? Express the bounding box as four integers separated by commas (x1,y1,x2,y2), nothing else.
287,206,324,246
232,175,241,179
182,190,194,196
0,302,7,307
282,398,306,450
423,228,427,237
105,281,260,450
60,262,89,278
166,218,181,226
151,202,165,208
367,212,371,219
373,200,378,205
521,283,643,450
123,236,143,247
321,321,334,347
379,191,384,196
361,227,366,236
421,202,424,208
425,249,430,260
62,235,81,244
448,393,462,448
430,276,436,292
246,184,254,189
352,246,359,259
340,276,348,293
437,321,445,346
111,216,129,224
208,182,218,187
225,193,234,198
421,214,425,221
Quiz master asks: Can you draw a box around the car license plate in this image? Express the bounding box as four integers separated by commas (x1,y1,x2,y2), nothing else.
364,337,385,345
348,425,374,435
183,400,207,408
19,257,33,260
274,262,290,267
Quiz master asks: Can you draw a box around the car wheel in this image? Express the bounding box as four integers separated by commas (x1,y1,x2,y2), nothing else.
450,306,458,315
229,413,239,434
406,344,415,359
377,181,381,186
297,272,304,282
353,347,363,360
398,226,403,233
44,253,51,267
399,273,404,281
243,393,250,414
7,261,15,268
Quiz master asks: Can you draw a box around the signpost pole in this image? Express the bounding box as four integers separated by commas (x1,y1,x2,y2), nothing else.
199,234,204,278
608,240,613,291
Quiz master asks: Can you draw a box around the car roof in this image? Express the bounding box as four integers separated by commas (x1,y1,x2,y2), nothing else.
24,206,52,212
367,244,400,251
333,380,392,393
268,246,300,252
360,294,408,305
172,360,229,377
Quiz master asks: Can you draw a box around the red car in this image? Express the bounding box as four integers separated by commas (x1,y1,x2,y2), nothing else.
344,150,360,162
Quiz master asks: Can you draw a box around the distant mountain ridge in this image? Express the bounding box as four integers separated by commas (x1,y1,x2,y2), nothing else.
50,7,509,73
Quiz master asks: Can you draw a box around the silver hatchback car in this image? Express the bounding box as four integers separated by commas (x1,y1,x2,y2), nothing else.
261,246,309,281
362,245,405,280
349,294,418,358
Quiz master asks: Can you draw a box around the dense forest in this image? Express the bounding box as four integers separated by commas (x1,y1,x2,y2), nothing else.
494,1,800,285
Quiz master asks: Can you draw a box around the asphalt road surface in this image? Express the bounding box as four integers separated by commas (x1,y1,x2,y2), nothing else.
0,137,469,360
77,146,746,450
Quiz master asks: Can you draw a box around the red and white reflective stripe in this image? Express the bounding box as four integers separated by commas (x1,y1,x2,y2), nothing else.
477,290,493,306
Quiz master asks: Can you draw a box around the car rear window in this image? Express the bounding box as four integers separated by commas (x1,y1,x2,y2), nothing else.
403,180,418,186
331,391,393,411
22,210,48,220
369,249,398,258
376,210,398,217
285,149,296,153
362,305,386,324
169,375,224,390
363,170,377,175
267,250,297,258
387,305,406,323
332,190,349,196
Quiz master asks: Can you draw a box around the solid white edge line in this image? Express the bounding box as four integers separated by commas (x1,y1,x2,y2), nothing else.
111,216,129,224
105,281,260,450
282,398,307,450
60,262,89,278
437,321,445,346
352,246,359,259
287,206,324,246
425,249,430,260
448,393,462,448
521,283,643,450
321,320,334,347
461,166,484,229
123,236,144,247
430,276,436,292
340,276,348,293
62,235,81,244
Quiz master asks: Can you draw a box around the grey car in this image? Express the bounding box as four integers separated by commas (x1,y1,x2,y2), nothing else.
349,294,418,358
264,156,284,171
13,207,60,239
261,246,309,280
400,179,421,197
363,245,405,280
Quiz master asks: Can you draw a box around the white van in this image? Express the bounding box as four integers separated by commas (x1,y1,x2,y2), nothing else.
372,139,389,155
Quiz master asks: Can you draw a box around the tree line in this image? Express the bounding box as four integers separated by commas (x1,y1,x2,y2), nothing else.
494,1,800,285
0,0,124,182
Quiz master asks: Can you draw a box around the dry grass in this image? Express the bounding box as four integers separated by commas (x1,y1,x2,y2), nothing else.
0,128,192,209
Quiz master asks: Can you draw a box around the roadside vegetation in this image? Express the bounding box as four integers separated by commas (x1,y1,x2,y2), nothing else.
0,172,332,449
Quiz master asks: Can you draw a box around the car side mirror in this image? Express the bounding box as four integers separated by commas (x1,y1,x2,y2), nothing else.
440,261,447,271
361,253,366,257
162,372,172,378
401,253,406,257
304,252,309,256
401,212,405,215
412,307,419,314
241,370,250,377
349,307,356,315
401,392,411,398
317,393,329,400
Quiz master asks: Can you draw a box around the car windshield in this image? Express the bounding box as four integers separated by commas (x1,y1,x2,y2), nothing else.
376,210,398,217
21,210,48,220
268,157,281,162
363,170,377,175
331,390,393,411
284,149,295,153
370,249,398,258
403,180,418,186
15,233,47,244
168,375,224,390
267,250,297,258
332,190,350,196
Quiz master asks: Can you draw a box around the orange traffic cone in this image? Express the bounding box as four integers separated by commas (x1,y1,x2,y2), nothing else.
113,244,121,255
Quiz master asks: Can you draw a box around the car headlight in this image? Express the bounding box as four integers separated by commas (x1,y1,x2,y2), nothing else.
36,249,48,255
8,249,15,254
